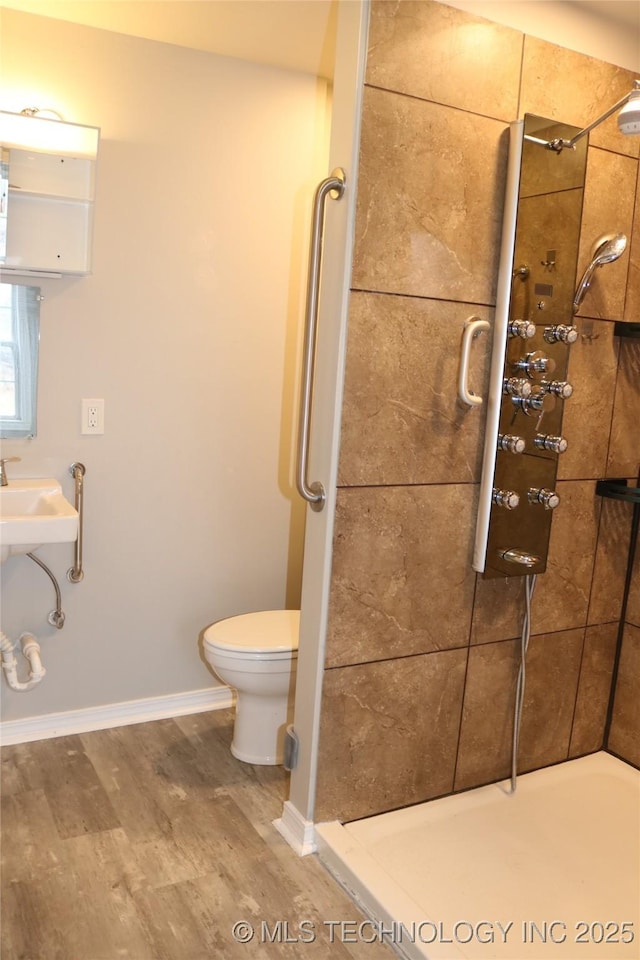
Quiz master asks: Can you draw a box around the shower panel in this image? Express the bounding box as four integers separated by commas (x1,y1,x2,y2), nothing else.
474,116,588,577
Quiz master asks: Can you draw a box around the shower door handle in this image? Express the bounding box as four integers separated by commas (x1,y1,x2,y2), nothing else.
296,168,346,512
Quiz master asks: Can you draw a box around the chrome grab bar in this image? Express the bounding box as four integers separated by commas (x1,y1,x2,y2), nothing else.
296,168,346,512
67,462,86,583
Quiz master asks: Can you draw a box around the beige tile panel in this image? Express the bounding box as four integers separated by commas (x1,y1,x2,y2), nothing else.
608,623,640,766
338,292,492,486
530,481,601,634
366,0,522,121
315,648,468,822
569,622,618,758
471,573,526,645
626,527,640,627
517,627,585,773
325,485,476,668
351,86,508,304
575,148,637,321
607,338,640,478
588,495,634,625
624,166,640,322
455,628,584,791
521,37,640,159
454,637,518,790
557,319,619,480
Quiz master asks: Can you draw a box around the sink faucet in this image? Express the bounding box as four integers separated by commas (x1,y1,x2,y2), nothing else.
0,457,21,486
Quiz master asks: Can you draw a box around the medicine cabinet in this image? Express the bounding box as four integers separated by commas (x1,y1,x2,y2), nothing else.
0,111,99,278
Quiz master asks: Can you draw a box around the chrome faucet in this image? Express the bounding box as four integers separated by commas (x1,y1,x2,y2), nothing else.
0,457,20,486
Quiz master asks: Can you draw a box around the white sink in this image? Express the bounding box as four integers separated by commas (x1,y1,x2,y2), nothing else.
0,478,78,563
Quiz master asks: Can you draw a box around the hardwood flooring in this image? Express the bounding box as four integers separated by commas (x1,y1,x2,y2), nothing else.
1,710,394,960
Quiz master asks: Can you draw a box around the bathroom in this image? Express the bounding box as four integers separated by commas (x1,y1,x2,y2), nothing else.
1,0,639,957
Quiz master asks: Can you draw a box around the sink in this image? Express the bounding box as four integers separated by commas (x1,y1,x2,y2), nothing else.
0,478,78,563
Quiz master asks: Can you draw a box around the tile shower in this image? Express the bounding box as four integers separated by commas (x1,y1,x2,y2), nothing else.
314,0,639,824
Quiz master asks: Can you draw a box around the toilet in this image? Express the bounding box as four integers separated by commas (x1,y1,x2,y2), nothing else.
203,609,299,765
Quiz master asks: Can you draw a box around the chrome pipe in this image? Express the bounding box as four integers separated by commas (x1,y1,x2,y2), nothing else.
296,169,346,512
67,462,86,583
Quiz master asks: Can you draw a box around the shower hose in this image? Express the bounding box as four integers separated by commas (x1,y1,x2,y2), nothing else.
510,573,537,793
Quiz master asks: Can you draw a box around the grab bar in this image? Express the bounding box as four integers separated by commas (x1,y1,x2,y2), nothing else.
458,316,490,406
296,168,346,512
67,462,86,583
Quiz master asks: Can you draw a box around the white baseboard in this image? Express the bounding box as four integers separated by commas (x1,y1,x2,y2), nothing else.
0,685,234,745
273,799,317,856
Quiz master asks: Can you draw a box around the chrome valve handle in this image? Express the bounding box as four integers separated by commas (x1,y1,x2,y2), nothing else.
534,434,568,454
541,379,573,399
503,377,532,398
498,434,525,454
493,488,520,510
528,487,560,509
508,319,536,339
544,324,578,344
514,350,556,378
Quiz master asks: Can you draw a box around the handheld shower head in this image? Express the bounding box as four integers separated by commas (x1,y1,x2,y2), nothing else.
573,233,627,313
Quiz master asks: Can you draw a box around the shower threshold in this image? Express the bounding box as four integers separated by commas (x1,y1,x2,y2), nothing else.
315,752,639,960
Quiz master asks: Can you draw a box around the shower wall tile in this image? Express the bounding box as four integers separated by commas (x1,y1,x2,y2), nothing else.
588,496,634,625
337,292,492,486
517,628,584,773
608,623,640,767
575,148,636,322
530,481,601,634
626,532,640,628
557,320,619,480
325,485,476,668
351,85,508,304
569,622,618,757
315,649,468,823
366,0,522,121
455,627,584,790
607,339,640,478
520,38,640,159
470,574,525,645
454,638,519,790
624,167,640,322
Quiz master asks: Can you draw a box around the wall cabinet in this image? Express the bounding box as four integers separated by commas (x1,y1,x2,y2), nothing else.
0,112,99,278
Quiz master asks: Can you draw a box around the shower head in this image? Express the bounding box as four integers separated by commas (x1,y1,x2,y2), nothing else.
618,87,640,135
573,233,627,313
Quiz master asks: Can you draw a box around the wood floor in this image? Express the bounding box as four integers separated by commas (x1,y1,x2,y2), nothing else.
1,710,394,960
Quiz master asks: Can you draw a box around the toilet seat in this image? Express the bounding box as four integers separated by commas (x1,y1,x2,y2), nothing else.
204,609,299,655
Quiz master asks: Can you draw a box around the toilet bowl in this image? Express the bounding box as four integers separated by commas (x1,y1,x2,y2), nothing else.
203,609,299,765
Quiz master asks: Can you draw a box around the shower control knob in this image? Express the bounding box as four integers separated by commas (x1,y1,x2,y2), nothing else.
508,320,536,340
534,434,568,454
544,324,578,344
498,434,525,454
513,351,556,378
512,389,555,416
493,488,520,510
528,487,560,510
541,379,573,399
503,377,532,398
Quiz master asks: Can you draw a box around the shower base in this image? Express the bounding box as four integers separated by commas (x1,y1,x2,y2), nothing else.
315,752,639,960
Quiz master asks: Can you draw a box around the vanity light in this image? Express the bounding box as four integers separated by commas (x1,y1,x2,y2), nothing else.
0,108,98,157
526,79,640,152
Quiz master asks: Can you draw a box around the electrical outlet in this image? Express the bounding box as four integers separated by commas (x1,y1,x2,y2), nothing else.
81,398,104,435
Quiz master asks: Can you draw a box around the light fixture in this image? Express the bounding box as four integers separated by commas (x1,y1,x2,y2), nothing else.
526,79,640,152
0,108,98,157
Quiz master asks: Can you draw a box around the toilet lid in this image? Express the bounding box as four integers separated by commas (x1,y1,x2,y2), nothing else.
204,609,300,654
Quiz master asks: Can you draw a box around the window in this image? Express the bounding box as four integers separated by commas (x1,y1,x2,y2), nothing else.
0,282,40,438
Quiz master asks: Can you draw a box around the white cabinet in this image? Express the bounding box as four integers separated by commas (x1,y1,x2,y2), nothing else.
0,112,99,277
